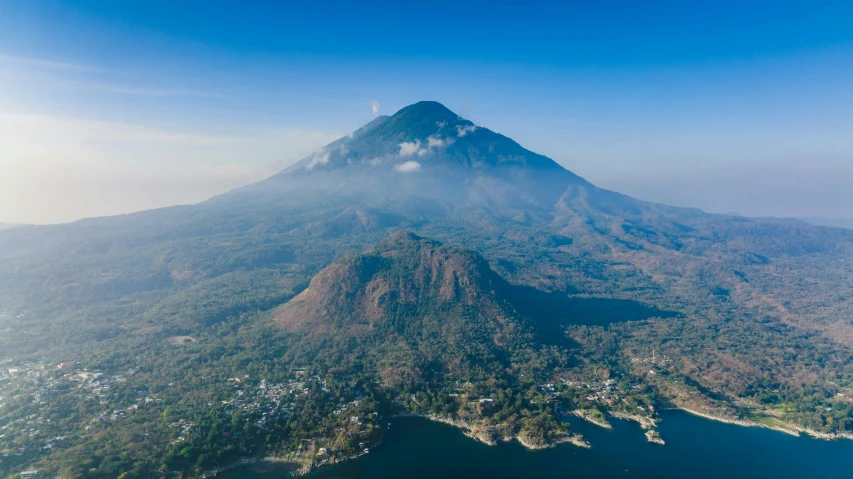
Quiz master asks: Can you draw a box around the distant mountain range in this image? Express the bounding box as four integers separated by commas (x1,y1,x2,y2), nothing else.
2,101,852,478
0,222,24,231
799,217,853,230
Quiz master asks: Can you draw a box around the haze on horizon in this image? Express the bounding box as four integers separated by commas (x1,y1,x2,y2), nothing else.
1,1,852,225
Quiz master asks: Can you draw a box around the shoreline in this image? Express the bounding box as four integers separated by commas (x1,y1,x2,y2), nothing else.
259,413,593,476
670,406,853,441
201,458,260,478
572,409,612,429
608,411,657,430
607,411,665,444
221,408,853,478
644,430,666,445
395,413,591,449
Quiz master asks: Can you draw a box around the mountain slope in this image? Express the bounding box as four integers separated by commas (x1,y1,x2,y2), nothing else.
275,231,566,387
222,101,587,215
800,217,853,231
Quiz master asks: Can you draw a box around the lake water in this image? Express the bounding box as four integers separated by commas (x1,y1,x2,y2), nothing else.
229,410,853,479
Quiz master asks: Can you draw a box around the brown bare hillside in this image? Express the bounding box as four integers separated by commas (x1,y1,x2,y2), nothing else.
275,231,511,340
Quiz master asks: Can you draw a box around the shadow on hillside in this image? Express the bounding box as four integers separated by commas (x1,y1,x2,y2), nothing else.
507,285,679,347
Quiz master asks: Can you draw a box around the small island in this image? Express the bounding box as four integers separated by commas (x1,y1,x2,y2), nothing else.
644,430,665,445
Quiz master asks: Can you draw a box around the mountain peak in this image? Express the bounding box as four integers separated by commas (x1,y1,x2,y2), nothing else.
250,100,587,211
274,99,575,177
359,100,474,144
392,101,461,123
376,230,430,248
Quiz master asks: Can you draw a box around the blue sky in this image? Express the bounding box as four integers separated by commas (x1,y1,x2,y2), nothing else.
1,0,852,223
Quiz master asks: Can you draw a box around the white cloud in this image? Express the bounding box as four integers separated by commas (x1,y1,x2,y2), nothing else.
394,161,422,173
398,140,426,157
427,135,453,149
371,100,381,116
305,149,331,170
399,134,454,159
457,124,477,137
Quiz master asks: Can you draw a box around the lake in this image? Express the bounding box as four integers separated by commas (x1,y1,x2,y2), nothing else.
229,410,853,479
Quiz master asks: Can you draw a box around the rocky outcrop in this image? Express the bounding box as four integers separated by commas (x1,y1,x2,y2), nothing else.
609,411,657,429
397,413,590,450
644,430,665,445
572,409,612,429
609,411,665,445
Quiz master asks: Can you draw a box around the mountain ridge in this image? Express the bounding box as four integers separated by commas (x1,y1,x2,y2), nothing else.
799,216,853,231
